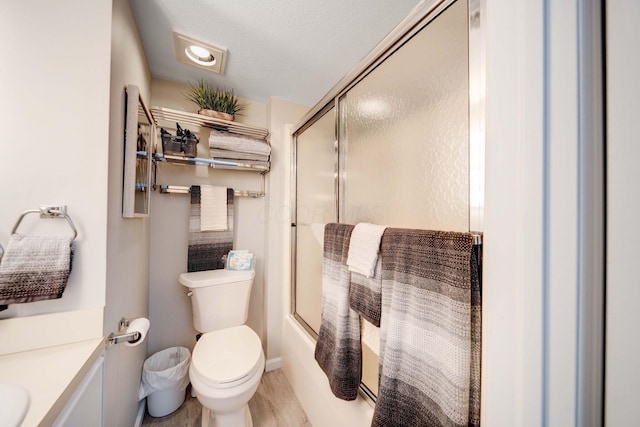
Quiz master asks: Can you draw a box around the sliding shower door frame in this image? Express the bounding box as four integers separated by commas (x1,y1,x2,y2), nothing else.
290,101,339,339
290,0,486,403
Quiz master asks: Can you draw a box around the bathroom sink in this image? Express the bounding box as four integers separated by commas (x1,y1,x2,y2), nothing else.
0,383,30,427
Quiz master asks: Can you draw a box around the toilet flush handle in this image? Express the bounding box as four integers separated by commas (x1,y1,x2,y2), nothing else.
185,290,193,297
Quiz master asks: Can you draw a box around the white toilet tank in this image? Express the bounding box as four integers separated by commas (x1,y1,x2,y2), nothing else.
179,269,255,333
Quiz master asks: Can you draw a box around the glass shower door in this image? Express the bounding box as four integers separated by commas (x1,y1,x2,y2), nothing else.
292,106,337,334
340,0,469,231
339,0,469,396
291,0,471,399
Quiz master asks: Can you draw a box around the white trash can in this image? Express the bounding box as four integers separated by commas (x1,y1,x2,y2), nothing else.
139,346,191,417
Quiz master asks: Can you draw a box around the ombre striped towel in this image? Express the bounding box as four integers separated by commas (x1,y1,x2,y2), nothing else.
0,234,74,304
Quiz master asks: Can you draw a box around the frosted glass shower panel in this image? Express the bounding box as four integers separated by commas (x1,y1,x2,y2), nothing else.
340,0,469,231
296,110,336,226
295,108,337,333
294,224,325,333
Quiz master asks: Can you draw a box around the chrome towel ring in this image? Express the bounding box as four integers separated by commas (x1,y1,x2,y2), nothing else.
10,205,78,241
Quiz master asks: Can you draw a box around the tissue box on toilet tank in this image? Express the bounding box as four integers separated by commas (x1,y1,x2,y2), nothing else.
226,250,253,270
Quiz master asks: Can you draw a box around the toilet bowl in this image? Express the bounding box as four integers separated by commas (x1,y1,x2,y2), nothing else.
179,269,263,427
190,325,265,427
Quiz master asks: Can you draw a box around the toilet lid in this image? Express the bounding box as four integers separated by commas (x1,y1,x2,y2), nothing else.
192,325,263,386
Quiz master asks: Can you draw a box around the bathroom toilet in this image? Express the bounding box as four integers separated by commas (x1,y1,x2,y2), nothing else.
179,269,264,427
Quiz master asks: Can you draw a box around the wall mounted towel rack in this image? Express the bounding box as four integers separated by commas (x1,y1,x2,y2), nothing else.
155,153,269,172
152,153,268,198
151,106,270,141
153,185,264,198
11,205,78,240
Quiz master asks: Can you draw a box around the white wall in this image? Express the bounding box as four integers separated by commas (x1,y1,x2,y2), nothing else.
484,1,604,425
482,0,545,423
151,79,268,129
103,1,153,426
0,1,111,318
605,1,640,424
147,78,270,356
264,97,308,364
146,80,307,369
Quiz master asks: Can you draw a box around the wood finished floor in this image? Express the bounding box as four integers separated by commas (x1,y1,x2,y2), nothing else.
142,369,312,427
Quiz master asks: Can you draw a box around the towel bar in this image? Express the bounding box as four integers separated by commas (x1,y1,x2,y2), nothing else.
154,184,265,198
471,233,482,245
11,205,78,241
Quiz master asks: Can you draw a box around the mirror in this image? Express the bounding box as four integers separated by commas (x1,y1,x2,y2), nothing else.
123,85,155,218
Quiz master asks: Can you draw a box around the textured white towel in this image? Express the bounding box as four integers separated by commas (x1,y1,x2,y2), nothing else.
209,129,271,156
200,185,228,231
362,318,380,356
347,223,387,278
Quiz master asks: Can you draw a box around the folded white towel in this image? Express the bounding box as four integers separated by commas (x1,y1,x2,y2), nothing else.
347,223,387,278
200,185,228,231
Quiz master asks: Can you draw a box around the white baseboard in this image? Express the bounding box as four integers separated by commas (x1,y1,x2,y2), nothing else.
134,399,146,427
265,357,282,372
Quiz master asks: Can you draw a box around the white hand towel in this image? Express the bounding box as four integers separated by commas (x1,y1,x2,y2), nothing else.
200,185,228,231
346,223,387,278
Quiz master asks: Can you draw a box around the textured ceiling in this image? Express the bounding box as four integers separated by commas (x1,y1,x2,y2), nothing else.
130,0,423,107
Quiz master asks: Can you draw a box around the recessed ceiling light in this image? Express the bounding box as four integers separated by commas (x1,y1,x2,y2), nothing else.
173,32,227,74
185,45,216,66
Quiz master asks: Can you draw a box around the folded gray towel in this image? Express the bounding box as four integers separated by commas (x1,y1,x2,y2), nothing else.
209,129,271,156
210,148,270,162
0,234,74,304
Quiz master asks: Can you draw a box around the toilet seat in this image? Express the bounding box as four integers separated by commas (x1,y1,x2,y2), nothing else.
191,325,263,389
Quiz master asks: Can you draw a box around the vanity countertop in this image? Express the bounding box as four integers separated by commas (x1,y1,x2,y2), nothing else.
0,337,103,426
